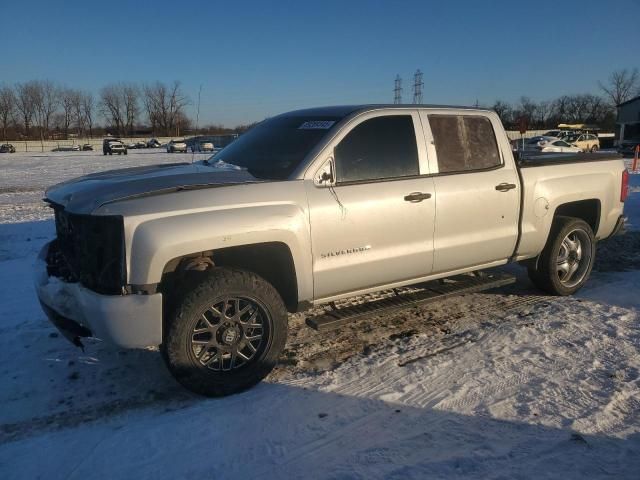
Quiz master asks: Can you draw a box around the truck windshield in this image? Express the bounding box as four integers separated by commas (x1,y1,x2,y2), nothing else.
207,116,341,180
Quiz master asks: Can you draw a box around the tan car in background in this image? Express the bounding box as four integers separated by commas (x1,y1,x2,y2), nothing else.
566,133,600,152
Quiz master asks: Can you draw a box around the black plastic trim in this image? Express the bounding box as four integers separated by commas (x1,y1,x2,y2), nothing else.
603,215,626,240
125,284,160,295
518,153,622,168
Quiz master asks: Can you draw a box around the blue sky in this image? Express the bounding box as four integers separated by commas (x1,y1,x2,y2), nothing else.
1,0,639,126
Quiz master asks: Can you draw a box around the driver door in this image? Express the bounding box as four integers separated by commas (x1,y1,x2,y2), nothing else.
305,110,436,301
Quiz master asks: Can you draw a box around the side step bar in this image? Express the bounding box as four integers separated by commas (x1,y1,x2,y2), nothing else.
305,271,516,332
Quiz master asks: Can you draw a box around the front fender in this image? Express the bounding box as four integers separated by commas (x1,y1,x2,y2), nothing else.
126,204,313,302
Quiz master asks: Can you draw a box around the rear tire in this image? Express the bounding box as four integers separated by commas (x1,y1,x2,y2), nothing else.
591,145,598,153
527,216,595,295
162,268,288,397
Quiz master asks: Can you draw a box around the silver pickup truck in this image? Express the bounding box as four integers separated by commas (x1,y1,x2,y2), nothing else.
35,105,628,396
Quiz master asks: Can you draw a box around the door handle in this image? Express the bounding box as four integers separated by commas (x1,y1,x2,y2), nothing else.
495,183,517,192
404,192,432,202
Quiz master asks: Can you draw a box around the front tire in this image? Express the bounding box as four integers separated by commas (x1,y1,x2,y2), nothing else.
591,145,598,153
527,216,595,295
162,268,288,397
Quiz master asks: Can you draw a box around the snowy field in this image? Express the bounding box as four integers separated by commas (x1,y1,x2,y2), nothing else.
1,150,640,479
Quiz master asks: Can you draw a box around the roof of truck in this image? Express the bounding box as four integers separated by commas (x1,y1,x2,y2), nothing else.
282,104,492,117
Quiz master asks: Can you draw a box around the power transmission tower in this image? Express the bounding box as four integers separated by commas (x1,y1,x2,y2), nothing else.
393,75,403,104
412,69,423,104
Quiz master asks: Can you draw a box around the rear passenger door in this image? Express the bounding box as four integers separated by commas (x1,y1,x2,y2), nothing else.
306,111,436,300
421,112,519,274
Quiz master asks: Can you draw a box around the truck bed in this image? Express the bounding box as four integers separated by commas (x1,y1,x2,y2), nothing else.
517,152,623,168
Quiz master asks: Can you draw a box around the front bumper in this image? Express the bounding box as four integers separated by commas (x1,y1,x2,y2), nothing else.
34,241,163,349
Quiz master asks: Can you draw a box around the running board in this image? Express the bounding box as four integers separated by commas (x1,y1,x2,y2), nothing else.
305,271,516,332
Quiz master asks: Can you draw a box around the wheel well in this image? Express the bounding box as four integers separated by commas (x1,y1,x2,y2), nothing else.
160,242,299,313
553,199,601,235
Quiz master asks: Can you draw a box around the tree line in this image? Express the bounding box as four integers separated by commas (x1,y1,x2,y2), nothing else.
0,68,638,142
0,80,193,141
491,68,639,131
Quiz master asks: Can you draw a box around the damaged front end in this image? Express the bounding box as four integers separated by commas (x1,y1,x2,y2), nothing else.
35,205,163,349
51,206,127,295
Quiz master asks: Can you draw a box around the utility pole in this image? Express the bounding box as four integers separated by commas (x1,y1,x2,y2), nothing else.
412,69,423,104
393,75,403,104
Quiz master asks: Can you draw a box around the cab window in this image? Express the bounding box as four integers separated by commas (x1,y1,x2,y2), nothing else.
334,115,419,183
428,115,501,173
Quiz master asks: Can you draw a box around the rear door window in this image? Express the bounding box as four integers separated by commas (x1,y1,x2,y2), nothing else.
428,115,501,173
334,115,419,183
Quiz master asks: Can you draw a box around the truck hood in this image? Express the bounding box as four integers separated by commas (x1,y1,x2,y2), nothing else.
45,162,261,214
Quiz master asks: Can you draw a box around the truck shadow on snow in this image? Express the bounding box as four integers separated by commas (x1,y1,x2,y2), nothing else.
2,383,640,479
2,220,639,454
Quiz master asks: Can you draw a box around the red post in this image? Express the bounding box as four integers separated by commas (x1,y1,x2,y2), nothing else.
633,145,640,172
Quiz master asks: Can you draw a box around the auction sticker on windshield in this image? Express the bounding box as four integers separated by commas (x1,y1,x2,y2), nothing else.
298,120,335,129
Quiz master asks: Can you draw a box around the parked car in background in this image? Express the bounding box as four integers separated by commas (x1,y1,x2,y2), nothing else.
542,130,571,140
543,130,562,138
0,143,16,153
539,139,582,153
518,136,559,152
147,138,161,148
566,133,600,152
167,139,188,153
127,142,137,149
191,140,214,152
103,139,127,155
52,145,81,152
136,141,147,149
81,144,94,151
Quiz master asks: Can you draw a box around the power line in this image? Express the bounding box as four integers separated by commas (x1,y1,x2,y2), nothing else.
393,75,403,104
412,69,423,104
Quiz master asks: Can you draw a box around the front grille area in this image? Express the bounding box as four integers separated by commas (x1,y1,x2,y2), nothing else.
49,206,126,294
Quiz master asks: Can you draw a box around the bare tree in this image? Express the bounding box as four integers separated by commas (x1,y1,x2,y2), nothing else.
122,84,139,136
517,96,538,125
491,100,512,126
143,87,159,133
0,85,16,140
31,80,59,145
70,90,85,136
14,81,38,137
599,68,639,106
82,92,95,138
143,81,189,136
100,84,125,135
536,100,552,128
60,88,80,137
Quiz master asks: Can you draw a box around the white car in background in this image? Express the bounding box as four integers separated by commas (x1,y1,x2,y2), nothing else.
167,140,188,153
520,136,558,151
539,139,582,153
191,141,214,152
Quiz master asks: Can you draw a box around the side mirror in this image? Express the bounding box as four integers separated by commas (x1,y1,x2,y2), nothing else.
314,158,336,187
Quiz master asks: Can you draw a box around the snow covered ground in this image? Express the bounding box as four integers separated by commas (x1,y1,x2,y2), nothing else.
1,151,639,479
